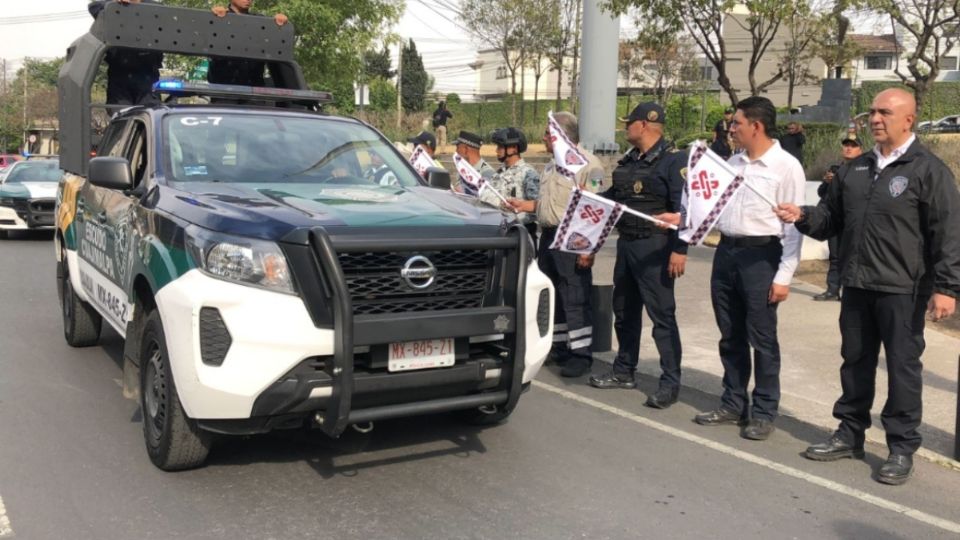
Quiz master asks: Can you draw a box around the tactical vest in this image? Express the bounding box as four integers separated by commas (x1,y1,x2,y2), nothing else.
610,147,669,236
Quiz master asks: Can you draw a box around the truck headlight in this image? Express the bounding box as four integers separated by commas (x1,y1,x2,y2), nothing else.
186,226,295,295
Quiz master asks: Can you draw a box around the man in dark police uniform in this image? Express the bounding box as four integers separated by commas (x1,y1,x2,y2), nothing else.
589,103,688,409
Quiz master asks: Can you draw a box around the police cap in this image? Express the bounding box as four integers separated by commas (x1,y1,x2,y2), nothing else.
620,102,666,125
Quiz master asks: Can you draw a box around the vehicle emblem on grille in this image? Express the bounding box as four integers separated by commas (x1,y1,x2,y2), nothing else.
400,255,437,290
494,314,510,332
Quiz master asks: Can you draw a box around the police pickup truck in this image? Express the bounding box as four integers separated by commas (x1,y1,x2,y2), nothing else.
55,3,553,471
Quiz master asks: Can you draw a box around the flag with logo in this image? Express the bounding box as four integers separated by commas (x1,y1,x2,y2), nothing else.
679,140,745,245
550,188,624,255
409,145,436,179
547,111,590,181
453,154,509,204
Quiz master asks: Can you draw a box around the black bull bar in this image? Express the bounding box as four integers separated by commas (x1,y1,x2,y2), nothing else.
307,226,532,437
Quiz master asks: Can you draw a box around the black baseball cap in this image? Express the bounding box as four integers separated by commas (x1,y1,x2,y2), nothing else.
408,131,437,151
620,102,666,124
841,134,861,147
455,130,483,149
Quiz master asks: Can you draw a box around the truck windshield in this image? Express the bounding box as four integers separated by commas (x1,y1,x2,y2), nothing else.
162,113,422,187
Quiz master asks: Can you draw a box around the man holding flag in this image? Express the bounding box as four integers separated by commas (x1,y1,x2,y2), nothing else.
507,112,606,378
659,97,805,440
588,103,688,410
407,131,442,179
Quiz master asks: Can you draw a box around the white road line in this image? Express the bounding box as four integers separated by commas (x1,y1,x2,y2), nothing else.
0,493,13,538
532,380,960,535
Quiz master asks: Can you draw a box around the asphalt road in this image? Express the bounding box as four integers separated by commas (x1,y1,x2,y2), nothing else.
1,231,959,540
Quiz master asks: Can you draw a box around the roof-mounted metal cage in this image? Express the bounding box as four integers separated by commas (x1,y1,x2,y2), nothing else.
57,2,307,175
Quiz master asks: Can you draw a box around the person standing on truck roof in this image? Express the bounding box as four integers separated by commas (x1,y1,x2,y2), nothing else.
88,0,164,106
506,112,606,379
210,1,289,87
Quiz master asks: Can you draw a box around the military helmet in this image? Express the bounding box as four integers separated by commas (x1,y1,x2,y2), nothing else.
491,127,527,153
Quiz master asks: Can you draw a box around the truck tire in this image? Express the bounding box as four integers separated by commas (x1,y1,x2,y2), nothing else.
458,404,513,426
140,309,212,471
58,255,102,347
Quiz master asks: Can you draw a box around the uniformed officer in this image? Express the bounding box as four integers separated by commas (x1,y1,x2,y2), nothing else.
488,127,540,242
88,0,164,106
775,88,960,485
210,1,288,87
588,103,687,409
812,133,863,301
408,131,441,161
453,130,495,195
506,113,605,377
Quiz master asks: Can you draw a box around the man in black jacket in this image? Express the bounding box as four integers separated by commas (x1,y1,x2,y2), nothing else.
813,133,863,301
775,88,960,486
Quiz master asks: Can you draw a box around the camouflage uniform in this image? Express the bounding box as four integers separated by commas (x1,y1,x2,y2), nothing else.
480,158,540,209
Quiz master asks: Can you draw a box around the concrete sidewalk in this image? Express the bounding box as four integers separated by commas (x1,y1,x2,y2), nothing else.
587,238,960,468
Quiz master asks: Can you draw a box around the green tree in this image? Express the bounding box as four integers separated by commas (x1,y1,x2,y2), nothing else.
23,58,65,88
166,0,403,110
605,0,807,106
368,77,398,112
400,39,428,113
364,48,395,80
866,0,960,114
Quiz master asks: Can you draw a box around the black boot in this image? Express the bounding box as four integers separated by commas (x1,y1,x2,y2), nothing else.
804,435,865,461
876,454,913,485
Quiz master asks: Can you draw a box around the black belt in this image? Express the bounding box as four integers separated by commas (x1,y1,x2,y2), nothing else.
719,234,779,248
618,229,668,241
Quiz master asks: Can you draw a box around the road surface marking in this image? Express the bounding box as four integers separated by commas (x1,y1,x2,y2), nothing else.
533,380,960,535
0,493,13,538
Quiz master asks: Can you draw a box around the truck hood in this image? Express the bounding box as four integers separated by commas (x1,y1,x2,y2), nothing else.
159,181,512,240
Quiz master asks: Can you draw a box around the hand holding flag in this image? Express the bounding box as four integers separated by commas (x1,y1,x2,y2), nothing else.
409,145,437,179
453,153,509,206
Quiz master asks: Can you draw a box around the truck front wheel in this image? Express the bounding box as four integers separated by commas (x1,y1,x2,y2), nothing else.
58,255,102,347
140,309,212,471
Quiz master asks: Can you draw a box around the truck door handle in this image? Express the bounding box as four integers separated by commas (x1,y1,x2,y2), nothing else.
97,211,107,224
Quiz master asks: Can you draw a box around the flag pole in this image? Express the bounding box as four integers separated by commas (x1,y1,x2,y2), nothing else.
580,190,678,230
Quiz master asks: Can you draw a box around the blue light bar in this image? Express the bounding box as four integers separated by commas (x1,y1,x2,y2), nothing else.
151,80,333,104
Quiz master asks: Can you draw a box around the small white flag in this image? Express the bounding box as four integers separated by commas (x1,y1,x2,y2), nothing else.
454,153,509,205
546,111,591,181
550,188,624,254
679,140,745,245
409,145,436,179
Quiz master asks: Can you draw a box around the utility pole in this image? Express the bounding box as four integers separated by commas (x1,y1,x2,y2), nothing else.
570,0,582,114
577,0,618,153
396,40,403,131
23,57,29,154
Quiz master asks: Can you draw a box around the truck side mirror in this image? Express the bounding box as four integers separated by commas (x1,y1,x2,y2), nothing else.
89,157,133,190
426,167,451,190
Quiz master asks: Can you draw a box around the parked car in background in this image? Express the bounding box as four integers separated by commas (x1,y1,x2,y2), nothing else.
0,158,62,238
918,115,960,133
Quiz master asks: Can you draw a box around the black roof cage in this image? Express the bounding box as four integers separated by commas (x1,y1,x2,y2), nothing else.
57,2,307,175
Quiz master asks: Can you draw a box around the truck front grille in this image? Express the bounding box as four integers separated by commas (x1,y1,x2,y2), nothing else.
338,250,494,316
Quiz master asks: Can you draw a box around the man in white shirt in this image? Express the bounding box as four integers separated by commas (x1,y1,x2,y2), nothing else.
693,96,805,441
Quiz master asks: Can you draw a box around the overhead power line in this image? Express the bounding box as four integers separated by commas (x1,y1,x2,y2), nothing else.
0,11,88,26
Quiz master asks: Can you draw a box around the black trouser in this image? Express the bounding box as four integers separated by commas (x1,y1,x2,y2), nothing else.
826,235,840,295
834,287,927,455
106,73,159,106
539,228,593,363
612,234,682,390
711,238,783,421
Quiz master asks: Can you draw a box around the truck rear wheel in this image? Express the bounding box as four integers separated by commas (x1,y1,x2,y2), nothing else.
140,309,212,471
58,255,102,347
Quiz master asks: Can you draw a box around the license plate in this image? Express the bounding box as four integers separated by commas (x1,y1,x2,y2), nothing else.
388,338,455,372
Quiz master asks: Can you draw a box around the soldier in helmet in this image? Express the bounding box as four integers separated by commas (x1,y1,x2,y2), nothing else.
487,127,540,241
